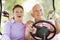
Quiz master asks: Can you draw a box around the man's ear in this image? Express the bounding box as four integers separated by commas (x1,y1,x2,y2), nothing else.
31,13,34,17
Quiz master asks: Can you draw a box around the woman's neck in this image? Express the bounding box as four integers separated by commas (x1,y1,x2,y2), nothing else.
15,18,23,23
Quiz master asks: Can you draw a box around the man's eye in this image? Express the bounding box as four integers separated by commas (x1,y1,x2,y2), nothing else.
34,10,38,12
40,9,42,11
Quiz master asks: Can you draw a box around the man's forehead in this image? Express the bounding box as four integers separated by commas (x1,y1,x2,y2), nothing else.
33,4,42,10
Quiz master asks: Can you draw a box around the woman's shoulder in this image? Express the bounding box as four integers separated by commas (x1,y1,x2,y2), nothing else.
3,20,15,25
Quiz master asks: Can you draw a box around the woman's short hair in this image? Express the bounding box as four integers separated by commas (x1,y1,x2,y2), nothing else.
13,4,24,12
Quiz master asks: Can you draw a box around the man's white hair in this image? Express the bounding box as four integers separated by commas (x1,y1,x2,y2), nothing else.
31,3,44,16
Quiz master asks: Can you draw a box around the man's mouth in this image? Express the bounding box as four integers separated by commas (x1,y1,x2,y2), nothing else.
37,15,40,17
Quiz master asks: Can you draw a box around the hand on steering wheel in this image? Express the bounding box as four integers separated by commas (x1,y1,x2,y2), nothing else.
30,20,56,40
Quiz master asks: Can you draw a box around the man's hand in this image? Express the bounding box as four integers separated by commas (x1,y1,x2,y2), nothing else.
26,20,37,33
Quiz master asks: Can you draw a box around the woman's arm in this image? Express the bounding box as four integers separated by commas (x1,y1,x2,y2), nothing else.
1,22,11,40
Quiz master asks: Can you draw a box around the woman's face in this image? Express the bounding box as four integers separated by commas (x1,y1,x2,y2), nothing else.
13,7,24,20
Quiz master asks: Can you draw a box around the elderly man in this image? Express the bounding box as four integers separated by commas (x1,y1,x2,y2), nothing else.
25,4,60,40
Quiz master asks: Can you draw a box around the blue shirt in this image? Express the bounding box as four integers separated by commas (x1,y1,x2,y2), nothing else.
2,20,26,40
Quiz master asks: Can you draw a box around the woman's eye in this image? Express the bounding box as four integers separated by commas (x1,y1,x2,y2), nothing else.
15,11,23,14
16,11,19,13
20,11,23,13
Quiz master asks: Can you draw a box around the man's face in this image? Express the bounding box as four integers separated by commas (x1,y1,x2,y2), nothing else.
32,5,43,20
13,7,24,19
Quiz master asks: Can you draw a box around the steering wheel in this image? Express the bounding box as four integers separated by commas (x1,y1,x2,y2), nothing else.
30,20,56,40
0,32,2,35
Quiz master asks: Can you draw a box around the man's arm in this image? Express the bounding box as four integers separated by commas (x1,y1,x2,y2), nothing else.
55,20,60,34
25,20,34,40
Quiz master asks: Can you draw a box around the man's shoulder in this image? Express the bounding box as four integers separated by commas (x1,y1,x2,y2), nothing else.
47,19,55,25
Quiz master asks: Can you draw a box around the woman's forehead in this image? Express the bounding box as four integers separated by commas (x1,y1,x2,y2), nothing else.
14,7,23,10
